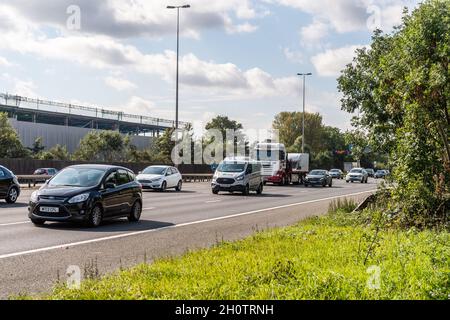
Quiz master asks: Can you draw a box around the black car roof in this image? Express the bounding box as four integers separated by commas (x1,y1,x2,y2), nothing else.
68,164,131,171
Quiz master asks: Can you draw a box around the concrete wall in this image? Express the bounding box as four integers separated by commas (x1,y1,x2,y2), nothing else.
9,119,154,153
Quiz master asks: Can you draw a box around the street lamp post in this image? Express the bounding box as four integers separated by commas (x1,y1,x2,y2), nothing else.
167,4,190,130
297,73,312,154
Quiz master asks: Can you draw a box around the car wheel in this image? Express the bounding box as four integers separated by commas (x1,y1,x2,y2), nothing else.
256,183,263,195
31,218,45,226
6,187,18,204
329,181,333,187
243,184,250,196
212,189,219,195
175,180,182,192
160,181,167,192
88,205,103,228
128,201,142,222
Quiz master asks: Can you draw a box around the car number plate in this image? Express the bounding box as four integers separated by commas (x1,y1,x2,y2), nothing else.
40,207,59,213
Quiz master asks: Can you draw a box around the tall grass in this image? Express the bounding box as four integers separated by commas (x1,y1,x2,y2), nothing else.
38,209,450,300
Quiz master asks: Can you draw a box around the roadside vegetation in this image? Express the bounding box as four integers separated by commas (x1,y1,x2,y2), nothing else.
40,199,449,300
338,0,449,228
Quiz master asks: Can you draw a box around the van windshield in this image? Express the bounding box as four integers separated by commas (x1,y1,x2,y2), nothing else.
217,163,246,173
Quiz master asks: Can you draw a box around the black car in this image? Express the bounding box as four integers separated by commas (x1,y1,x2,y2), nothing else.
304,170,333,187
28,165,143,227
365,168,375,177
0,165,21,203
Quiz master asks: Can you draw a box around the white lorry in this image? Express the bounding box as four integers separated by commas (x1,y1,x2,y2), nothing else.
288,153,310,185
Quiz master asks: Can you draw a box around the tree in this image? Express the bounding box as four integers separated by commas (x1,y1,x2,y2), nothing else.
0,112,30,158
204,115,246,159
273,112,323,153
28,137,45,156
38,145,70,161
205,115,243,139
338,0,450,227
74,131,132,162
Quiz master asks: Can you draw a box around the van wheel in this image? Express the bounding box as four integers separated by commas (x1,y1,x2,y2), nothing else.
128,201,142,222
256,183,263,195
6,187,18,204
88,205,103,228
243,184,250,196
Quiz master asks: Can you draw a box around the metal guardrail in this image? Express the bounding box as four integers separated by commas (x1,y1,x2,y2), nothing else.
17,174,213,188
17,175,52,188
182,174,213,182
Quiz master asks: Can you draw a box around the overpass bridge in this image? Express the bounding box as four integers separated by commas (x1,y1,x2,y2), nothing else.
0,93,187,136
0,93,188,152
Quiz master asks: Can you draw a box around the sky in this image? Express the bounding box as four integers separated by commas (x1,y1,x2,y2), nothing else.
0,0,420,134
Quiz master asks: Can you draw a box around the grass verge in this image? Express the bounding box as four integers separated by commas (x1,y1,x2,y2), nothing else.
39,201,450,300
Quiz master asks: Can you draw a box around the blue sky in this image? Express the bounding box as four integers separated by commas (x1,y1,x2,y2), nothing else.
0,0,419,133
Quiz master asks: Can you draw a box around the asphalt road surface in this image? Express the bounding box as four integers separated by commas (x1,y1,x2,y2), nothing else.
0,179,378,299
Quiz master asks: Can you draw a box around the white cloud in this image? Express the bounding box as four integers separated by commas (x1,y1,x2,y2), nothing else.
104,76,137,91
267,0,418,34
0,56,12,67
300,20,329,45
13,79,39,97
311,44,366,77
283,48,303,64
122,96,156,115
1,0,264,38
226,22,259,34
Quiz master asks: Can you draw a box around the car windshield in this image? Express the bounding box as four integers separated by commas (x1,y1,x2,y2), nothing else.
49,168,105,187
351,169,363,173
330,169,340,172
217,163,246,173
142,167,167,175
310,170,326,175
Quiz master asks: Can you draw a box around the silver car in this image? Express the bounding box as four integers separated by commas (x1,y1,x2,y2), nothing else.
136,166,183,192
346,168,369,183
211,160,263,196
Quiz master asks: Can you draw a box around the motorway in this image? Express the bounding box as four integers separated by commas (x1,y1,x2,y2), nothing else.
0,180,377,299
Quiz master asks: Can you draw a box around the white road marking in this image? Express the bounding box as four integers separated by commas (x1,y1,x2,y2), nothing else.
0,189,376,260
142,207,156,211
205,200,222,204
0,221,30,227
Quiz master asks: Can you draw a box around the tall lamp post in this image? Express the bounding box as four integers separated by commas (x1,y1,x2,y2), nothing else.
297,73,312,154
167,4,190,130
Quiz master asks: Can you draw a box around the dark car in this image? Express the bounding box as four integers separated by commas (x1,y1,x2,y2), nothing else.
0,165,21,203
329,169,344,179
304,170,333,187
374,170,387,179
365,168,375,177
28,165,143,227
34,168,59,176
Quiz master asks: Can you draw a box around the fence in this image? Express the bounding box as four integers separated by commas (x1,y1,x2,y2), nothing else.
0,159,212,175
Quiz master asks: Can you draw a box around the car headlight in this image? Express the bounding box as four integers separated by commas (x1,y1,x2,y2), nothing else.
236,174,245,181
30,191,39,203
68,193,90,204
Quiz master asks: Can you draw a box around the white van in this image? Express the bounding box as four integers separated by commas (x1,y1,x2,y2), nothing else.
211,159,263,196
